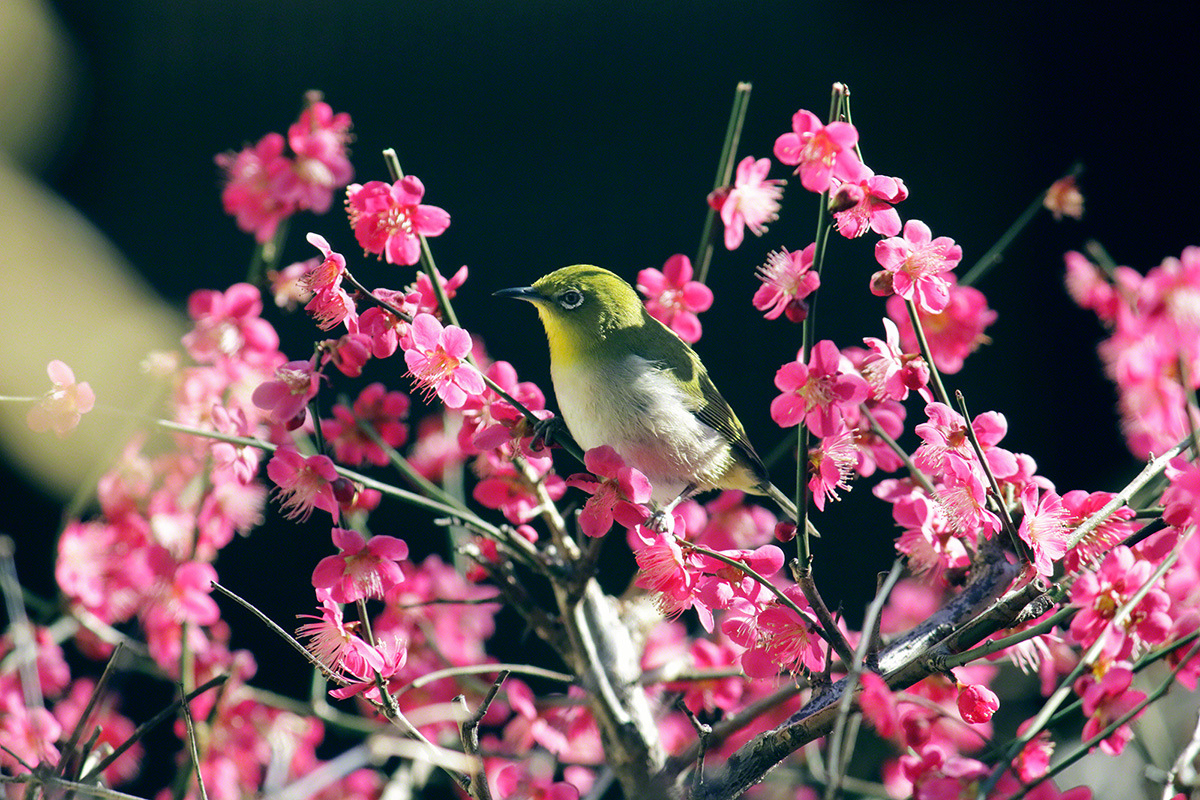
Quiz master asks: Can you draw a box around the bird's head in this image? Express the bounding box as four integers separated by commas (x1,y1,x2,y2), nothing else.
495,265,647,364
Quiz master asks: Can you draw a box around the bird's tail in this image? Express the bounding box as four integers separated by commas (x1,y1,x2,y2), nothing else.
763,482,821,538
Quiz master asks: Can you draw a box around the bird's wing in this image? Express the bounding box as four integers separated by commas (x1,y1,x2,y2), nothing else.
691,354,769,480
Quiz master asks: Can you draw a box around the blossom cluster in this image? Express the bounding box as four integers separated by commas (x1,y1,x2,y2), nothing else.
13,89,1200,800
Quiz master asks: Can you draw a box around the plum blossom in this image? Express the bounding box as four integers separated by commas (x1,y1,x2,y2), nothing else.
215,132,292,243
311,528,408,603
885,275,996,374
808,423,858,510
251,357,321,426
874,219,963,314
1044,174,1084,220
770,340,869,435
26,360,95,437
753,245,820,322
565,446,652,537
403,313,485,408
321,382,410,467
273,98,354,214
706,156,784,250
345,176,450,265
831,172,908,238
1069,545,1173,660
861,317,932,402
1162,455,1200,532
637,255,713,344
301,233,355,330
266,448,340,521
1074,665,1145,755
1017,485,1070,577
955,682,999,724
773,108,867,193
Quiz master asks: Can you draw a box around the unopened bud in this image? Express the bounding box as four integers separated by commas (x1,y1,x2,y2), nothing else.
869,270,895,297
331,477,358,506
828,182,864,214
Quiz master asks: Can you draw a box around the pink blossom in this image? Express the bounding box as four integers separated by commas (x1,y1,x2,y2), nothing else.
1069,546,1173,660
885,275,996,374
459,360,547,453
328,634,409,702
215,132,293,243
753,245,820,322
1162,455,1200,532
52,679,142,785
1018,485,1070,576
845,397,908,477
890,488,972,583
633,533,696,620
636,254,713,343
695,491,776,551
26,360,95,437
1074,666,1145,755
404,313,486,408
773,108,868,193
739,586,824,678
0,701,62,771
955,682,999,724
666,637,744,714
296,591,381,677
770,340,869,435
808,422,858,510
301,232,355,331
408,264,469,317
273,99,353,214
473,449,565,525
832,173,908,238
327,332,373,378
936,453,1003,538
859,672,901,739
1064,250,1120,321
874,219,963,314
899,744,988,800
265,448,340,521
183,283,280,368
312,528,408,603
861,317,932,402
565,445,652,537
706,156,784,250
1059,490,1136,572
251,357,321,426
1044,174,1084,221
268,257,316,310
149,556,220,627
321,382,410,467
345,176,451,265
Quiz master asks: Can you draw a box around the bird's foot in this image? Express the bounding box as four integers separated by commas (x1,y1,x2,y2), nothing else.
645,509,676,535
530,415,567,452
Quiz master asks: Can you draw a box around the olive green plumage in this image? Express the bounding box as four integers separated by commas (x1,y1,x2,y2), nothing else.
497,265,796,520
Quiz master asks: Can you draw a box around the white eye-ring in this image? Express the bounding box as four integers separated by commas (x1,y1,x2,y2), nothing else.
558,289,584,309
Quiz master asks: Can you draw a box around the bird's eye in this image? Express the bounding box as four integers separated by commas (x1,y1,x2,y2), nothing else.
558,289,584,309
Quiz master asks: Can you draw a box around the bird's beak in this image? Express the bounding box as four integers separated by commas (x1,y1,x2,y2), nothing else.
493,286,542,302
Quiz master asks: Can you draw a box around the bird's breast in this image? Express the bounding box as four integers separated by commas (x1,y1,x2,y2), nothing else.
550,354,734,503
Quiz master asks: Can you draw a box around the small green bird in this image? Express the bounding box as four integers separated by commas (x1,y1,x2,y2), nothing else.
496,265,797,523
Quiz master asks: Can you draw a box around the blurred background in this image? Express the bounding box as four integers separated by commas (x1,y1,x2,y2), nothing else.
2,0,1199,794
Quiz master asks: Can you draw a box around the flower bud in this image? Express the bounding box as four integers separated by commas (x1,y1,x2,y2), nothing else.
828,181,864,214
869,269,895,297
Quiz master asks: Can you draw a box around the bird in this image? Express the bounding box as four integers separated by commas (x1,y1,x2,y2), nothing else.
495,264,798,525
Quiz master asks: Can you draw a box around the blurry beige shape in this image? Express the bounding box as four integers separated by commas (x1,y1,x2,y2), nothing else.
0,160,186,497
0,0,185,498
0,0,76,170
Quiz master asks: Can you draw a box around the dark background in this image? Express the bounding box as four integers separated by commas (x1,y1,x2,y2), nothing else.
5,0,1200,793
